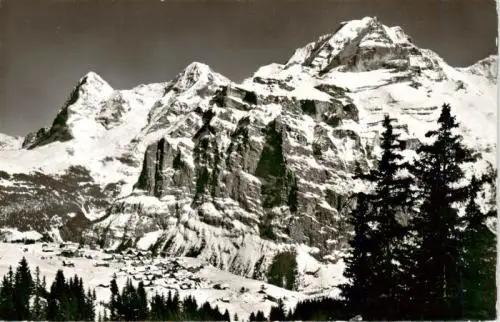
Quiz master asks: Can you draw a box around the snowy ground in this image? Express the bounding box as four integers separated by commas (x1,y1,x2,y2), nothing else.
0,242,344,321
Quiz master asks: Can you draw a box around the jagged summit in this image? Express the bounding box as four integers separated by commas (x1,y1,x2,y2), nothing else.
171,61,229,92
75,71,114,99
82,70,107,83
285,16,416,73
182,61,212,74
22,71,114,149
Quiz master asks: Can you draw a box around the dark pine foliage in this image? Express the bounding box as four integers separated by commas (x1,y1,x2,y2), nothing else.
267,251,298,290
13,256,34,320
339,192,375,317
405,103,477,319
341,114,413,319
0,258,94,321
0,267,15,320
460,177,496,320
253,310,267,321
269,298,286,321
46,270,95,321
364,115,414,318
341,104,493,320
287,297,349,321
107,276,230,321
247,297,349,321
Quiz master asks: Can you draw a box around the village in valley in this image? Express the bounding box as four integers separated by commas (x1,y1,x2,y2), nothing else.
0,238,314,319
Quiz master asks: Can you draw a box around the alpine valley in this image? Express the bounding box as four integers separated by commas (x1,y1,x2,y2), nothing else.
0,17,496,318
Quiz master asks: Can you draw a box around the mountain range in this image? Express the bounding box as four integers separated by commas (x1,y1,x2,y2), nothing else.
0,16,496,293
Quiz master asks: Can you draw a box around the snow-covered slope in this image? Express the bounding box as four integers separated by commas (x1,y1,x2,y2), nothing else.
0,133,22,150
0,17,496,294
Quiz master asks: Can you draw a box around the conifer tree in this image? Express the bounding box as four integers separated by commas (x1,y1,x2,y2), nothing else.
340,192,374,316
255,310,266,321
121,278,140,320
109,275,121,321
406,103,477,319
460,176,496,319
363,115,412,317
0,267,15,320
290,297,348,320
182,295,198,319
341,114,413,319
13,257,34,320
86,288,96,321
31,266,45,321
171,291,180,318
269,298,286,321
223,308,230,321
46,270,66,320
150,292,162,321
41,275,48,297
137,281,149,320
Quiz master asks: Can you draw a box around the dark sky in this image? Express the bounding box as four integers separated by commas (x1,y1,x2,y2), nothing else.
0,0,497,137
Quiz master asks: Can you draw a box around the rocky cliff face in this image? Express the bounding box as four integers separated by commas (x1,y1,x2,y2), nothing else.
0,17,496,291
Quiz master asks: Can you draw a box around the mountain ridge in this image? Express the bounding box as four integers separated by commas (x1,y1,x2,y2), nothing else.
0,16,496,294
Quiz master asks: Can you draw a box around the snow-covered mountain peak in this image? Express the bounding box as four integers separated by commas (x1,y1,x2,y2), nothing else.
285,16,418,74
81,70,108,83
20,72,115,149
172,61,229,92
75,71,114,100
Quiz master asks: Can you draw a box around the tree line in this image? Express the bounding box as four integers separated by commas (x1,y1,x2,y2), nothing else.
341,103,496,320
104,275,236,321
0,257,95,321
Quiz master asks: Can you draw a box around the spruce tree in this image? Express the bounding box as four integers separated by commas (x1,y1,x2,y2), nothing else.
341,114,413,319
46,270,67,320
31,266,45,321
363,115,411,317
85,288,96,321
182,295,198,320
149,292,159,320
269,298,286,321
13,257,34,320
0,267,15,320
406,103,477,319
137,281,149,320
41,275,48,297
255,310,266,321
340,192,374,316
223,308,230,321
109,275,121,321
121,278,140,320
460,177,496,319
171,291,181,318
